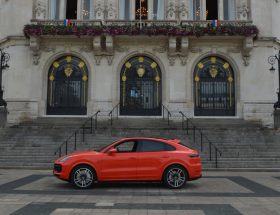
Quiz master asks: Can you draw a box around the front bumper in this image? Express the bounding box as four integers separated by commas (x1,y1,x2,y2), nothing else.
53,163,70,181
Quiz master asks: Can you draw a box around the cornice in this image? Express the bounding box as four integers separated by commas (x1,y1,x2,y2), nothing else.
0,36,28,48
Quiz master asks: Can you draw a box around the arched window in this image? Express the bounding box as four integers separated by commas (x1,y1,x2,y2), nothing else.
194,56,235,116
47,56,88,115
120,56,162,116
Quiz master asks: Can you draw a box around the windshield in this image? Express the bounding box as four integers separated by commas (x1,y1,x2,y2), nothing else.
95,140,118,152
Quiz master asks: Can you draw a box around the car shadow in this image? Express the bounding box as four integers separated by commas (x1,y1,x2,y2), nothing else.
53,181,198,191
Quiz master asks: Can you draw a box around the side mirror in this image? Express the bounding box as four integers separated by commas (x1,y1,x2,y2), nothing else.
108,148,117,155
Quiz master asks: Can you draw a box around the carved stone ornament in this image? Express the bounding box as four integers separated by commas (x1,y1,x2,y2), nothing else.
33,0,47,19
237,0,250,20
95,0,117,20
106,55,114,65
95,0,105,19
94,55,102,65
30,37,41,65
166,0,177,20
92,35,114,65
168,56,176,66
178,0,189,20
242,37,254,66
242,55,250,67
179,55,188,66
168,37,189,66
33,54,40,65
106,0,117,19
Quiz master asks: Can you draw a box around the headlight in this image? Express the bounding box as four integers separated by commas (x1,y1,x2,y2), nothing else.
59,155,72,162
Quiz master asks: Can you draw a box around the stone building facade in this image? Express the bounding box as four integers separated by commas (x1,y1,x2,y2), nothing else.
0,0,279,126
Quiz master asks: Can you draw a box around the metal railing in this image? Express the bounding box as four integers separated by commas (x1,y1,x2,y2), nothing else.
30,19,102,26
31,19,253,28
108,103,119,126
54,110,101,157
179,111,222,168
180,20,253,27
162,104,172,126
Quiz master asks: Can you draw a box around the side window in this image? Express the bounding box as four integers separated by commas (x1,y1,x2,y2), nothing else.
138,140,176,152
115,141,137,153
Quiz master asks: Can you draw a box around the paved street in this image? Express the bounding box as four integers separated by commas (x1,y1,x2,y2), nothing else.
0,170,280,215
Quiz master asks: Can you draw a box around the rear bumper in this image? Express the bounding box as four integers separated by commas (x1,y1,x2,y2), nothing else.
188,162,202,181
189,174,202,181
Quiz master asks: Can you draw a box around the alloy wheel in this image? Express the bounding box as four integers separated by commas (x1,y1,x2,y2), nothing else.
166,167,186,188
73,167,94,189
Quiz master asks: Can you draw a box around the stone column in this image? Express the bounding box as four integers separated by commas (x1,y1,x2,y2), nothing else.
77,0,83,19
218,0,224,20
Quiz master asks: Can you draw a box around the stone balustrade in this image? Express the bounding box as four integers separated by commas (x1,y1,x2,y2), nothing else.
30,19,253,27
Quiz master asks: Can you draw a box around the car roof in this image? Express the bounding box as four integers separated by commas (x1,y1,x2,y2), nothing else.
119,137,181,143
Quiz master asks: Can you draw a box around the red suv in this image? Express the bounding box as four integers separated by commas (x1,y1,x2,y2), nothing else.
53,138,202,189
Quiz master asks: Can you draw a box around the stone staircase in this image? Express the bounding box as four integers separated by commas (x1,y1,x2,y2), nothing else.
0,116,279,169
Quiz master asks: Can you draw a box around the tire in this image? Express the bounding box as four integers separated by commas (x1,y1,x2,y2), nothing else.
163,165,188,189
71,165,96,189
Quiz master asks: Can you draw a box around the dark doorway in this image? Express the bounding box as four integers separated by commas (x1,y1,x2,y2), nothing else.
194,57,235,116
120,56,162,116
47,56,88,115
206,0,218,20
66,0,77,19
135,0,148,20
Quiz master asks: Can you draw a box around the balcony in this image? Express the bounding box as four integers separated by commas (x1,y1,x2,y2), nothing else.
24,19,258,38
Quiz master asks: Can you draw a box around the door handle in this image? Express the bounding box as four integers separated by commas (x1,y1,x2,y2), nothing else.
129,157,137,159
161,156,169,159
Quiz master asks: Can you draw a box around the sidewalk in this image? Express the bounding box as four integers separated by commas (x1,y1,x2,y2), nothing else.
0,170,280,215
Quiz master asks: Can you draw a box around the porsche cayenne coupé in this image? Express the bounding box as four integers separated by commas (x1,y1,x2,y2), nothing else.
53,138,202,189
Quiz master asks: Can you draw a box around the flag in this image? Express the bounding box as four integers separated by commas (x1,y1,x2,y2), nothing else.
64,19,71,27
211,20,220,27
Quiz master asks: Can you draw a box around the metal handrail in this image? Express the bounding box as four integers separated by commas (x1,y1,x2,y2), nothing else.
179,111,222,168
162,104,172,126
108,103,119,126
54,110,101,157
31,19,253,28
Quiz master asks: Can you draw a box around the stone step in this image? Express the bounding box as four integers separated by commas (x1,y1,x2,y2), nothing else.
0,117,279,169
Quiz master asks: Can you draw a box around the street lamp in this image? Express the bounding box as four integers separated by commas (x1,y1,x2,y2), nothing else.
268,50,280,110
0,49,10,108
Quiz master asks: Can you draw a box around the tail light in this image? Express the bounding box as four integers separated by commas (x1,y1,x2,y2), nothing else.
188,154,200,158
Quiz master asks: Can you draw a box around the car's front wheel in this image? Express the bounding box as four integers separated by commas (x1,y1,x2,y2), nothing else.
163,165,188,189
71,165,96,189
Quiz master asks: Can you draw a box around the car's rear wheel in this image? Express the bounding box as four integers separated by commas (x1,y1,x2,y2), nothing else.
163,165,187,189
71,165,96,189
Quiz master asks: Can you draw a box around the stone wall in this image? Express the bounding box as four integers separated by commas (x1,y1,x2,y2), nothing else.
0,107,7,127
